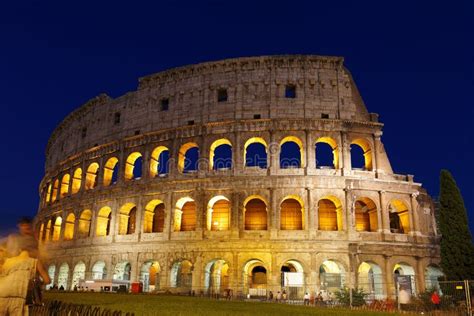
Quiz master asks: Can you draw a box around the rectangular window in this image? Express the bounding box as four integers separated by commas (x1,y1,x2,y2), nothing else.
253,114,261,119
217,88,228,102
134,130,140,135
114,112,121,125
321,113,329,119
187,120,195,126
285,84,296,98
81,127,87,138
160,98,169,111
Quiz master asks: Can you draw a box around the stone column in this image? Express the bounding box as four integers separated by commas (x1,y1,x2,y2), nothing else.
269,188,278,238
415,256,425,294
410,192,420,236
304,187,311,232
305,130,314,174
341,133,352,176
141,147,151,180
379,191,390,234
231,191,240,238
269,131,279,175
233,132,242,176
136,196,144,239
373,133,383,177
164,192,173,240
345,188,355,237
384,255,394,299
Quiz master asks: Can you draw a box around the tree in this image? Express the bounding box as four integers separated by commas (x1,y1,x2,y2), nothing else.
438,169,474,280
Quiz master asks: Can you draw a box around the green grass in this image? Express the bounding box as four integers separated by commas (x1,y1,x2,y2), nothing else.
44,292,401,316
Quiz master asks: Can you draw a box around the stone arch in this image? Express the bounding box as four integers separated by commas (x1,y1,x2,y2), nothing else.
51,179,59,202
96,206,112,237
178,142,199,173
389,199,410,234
244,137,268,168
209,138,232,170
85,162,99,190
103,157,119,186
63,213,75,241
280,195,304,230
71,261,86,289
244,196,268,230
44,219,52,241
140,261,161,292
280,259,305,299
124,152,143,180
150,146,170,177
144,199,165,233
204,259,230,294
280,136,304,168
351,138,373,171
243,259,268,296
170,259,193,290
78,210,92,238
38,223,45,242
174,197,196,232
424,264,444,290
46,264,55,289
118,203,137,235
319,260,346,292
315,137,339,169
207,195,230,231
71,167,82,194
91,260,107,280
45,182,52,203
393,262,417,295
317,196,343,231
355,197,378,232
60,174,70,198
52,216,62,241
57,263,69,289
358,261,384,300
113,261,131,281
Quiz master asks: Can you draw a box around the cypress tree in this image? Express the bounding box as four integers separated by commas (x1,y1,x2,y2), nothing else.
438,169,474,280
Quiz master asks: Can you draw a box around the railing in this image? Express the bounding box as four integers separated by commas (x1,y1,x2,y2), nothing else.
31,300,134,316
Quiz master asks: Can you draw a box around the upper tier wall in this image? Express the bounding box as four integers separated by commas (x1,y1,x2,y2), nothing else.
45,55,375,171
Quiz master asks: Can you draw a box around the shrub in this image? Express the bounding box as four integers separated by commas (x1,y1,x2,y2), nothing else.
334,287,366,306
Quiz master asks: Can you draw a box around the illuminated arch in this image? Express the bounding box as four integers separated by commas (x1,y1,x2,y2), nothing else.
63,213,75,241
96,206,112,237
51,179,59,202
113,261,131,281
140,261,161,292
393,262,416,294
244,196,268,230
85,163,99,190
316,137,339,169
320,260,346,291
389,199,410,234
351,138,373,171
355,197,378,232
125,152,143,180
207,195,230,231
358,261,384,299
38,223,44,242
425,265,444,290
71,168,82,194
280,136,304,168
280,260,305,295
46,265,55,289
118,203,137,235
92,261,107,280
71,261,86,289
52,216,62,241
57,263,69,289
103,157,119,186
204,259,230,294
280,195,304,230
318,196,343,231
170,260,193,289
60,174,70,198
150,146,170,177
44,219,52,241
244,137,268,168
174,197,196,231
209,139,232,170
178,143,199,173
78,210,92,238
144,200,165,233
45,183,52,203
243,259,267,295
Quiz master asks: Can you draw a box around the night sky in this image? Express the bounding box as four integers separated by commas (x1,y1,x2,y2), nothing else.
0,1,472,236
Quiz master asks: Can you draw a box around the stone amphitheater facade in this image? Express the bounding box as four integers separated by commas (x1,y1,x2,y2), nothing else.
35,55,441,299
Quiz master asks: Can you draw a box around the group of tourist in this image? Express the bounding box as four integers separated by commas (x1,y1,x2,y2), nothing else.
266,290,331,305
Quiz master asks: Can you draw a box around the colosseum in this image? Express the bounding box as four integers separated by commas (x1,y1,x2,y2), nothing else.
35,55,442,299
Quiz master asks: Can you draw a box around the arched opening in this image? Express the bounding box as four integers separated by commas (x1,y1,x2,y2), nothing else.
91,261,107,280
318,197,343,231
389,200,410,234
351,138,373,171
170,260,193,290
71,261,86,290
244,197,267,230
174,197,196,232
243,259,267,297
244,137,268,168
46,265,55,289
103,157,119,186
52,216,62,241
45,183,52,203
96,206,112,237
60,174,70,198
315,137,339,169
78,210,92,238
281,260,305,299
125,152,143,180
143,200,166,233
140,261,161,292
38,223,44,243
204,259,229,295
118,203,137,235
210,139,232,170
51,179,59,202
280,196,303,230
280,136,304,169
178,143,199,173
113,261,131,281
425,265,444,291
44,220,52,242
63,213,75,241
393,262,416,295
207,196,230,231
150,146,170,177
71,168,82,194
358,261,384,300
319,260,346,293
58,263,69,290
355,198,378,232
85,163,99,190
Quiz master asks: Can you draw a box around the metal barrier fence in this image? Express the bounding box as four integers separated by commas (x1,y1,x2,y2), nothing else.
30,300,135,316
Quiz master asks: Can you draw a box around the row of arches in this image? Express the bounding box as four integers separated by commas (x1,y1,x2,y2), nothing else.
38,196,412,242
46,259,443,298
44,136,374,204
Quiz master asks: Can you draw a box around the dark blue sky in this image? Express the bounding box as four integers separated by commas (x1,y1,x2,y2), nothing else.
0,0,472,235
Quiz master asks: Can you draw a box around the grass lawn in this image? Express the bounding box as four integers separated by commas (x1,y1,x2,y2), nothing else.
44,292,401,316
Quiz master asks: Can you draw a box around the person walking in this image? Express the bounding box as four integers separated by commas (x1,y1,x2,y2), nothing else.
303,292,310,305
431,290,440,310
